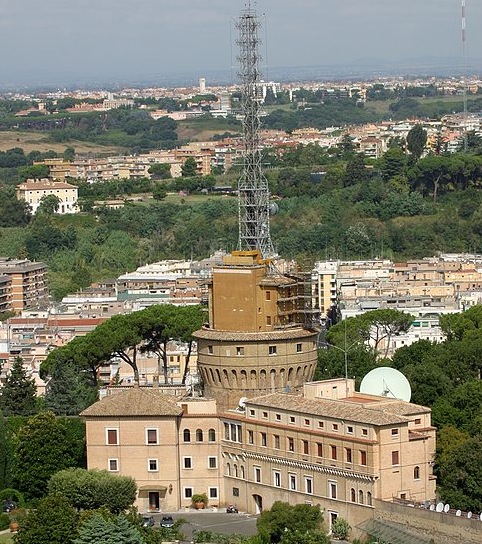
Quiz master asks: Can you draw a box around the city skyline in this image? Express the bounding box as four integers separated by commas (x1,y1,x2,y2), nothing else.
0,1,481,87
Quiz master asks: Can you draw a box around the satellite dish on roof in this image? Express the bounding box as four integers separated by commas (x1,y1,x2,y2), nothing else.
429,504,435,511
479,512,482,521
360,367,411,402
456,509,461,517
269,202,279,216
237,397,248,411
444,503,450,513
467,511,472,519
436,502,444,513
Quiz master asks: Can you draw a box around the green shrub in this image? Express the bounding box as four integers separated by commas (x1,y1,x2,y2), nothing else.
0,513,9,530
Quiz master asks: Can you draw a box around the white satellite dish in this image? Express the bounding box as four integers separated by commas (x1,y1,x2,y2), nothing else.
436,502,444,513
479,513,482,521
467,511,472,519
237,397,248,411
360,367,411,402
429,504,435,511
456,509,461,517
443,503,450,513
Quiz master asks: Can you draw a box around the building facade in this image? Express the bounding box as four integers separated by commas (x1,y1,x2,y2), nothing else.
0,259,48,312
16,179,78,214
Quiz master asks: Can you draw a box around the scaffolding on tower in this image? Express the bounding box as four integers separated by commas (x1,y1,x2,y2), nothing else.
236,4,275,259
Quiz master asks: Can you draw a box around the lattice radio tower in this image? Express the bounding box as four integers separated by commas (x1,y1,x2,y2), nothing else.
236,3,274,258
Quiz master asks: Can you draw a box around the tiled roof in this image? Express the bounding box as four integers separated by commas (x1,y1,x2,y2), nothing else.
81,388,183,417
247,392,414,426
194,328,317,341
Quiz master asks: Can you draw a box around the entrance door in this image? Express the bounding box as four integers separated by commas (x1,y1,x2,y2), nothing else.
149,492,160,511
253,494,263,515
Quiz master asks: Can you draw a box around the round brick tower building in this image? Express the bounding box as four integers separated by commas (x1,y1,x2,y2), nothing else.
195,251,319,411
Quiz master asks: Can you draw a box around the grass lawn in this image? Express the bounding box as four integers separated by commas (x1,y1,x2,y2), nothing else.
0,533,13,543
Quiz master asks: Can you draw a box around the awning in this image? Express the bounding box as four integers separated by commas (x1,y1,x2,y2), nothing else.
139,484,168,492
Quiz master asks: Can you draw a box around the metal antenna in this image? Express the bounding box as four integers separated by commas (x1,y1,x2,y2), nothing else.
462,0,468,152
236,3,274,258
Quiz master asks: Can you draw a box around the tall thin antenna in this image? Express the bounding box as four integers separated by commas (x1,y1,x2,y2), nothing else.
236,3,274,258
462,0,468,152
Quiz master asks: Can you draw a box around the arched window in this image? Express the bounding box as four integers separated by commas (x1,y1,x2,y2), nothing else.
183,429,191,442
234,464,238,477
367,491,372,506
359,490,364,504
240,465,245,479
414,466,420,480
208,428,216,442
351,488,356,502
226,463,231,476
196,429,203,442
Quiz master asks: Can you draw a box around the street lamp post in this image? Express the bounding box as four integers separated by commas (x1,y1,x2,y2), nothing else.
323,320,357,399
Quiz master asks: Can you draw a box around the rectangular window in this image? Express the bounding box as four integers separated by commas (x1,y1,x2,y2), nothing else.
266,316,272,326
346,448,352,463
391,428,399,436
289,416,295,424
329,481,337,499
392,450,400,466
266,291,271,301
318,421,324,429
305,476,313,495
347,425,354,434
289,473,297,490
108,458,118,472
275,413,281,421
209,487,218,499
146,428,158,445
208,456,217,469
288,437,295,452
208,345,213,354
248,430,254,444
106,428,118,445
304,418,310,426
254,467,261,483
233,487,239,497
360,450,367,466
317,443,323,457
415,418,421,425
302,440,309,455
184,487,193,499
297,343,302,352
224,423,230,440
331,445,337,460
273,471,281,487
148,459,158,472
268,345,277,355
262,411,268,418
261,432,267,447
332,423,339,431
236,346,244,356
183,457,192,469
273,435,280,449
362,428,368,436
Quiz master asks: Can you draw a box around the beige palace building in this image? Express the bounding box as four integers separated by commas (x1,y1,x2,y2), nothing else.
82,379,436,526
16,178,78,215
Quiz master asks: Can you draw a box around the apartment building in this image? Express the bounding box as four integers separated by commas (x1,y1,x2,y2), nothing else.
16,179,78,215
0,275,12,313
82,389,222,512
82,378,436,533
0,259,48,312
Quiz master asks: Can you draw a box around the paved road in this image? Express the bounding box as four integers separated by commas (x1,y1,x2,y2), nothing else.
148,511,259,540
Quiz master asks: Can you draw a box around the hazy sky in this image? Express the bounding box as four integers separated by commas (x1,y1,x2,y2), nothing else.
0,0,480,86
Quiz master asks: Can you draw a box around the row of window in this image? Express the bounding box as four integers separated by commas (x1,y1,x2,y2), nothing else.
106,427,217,446
207,344,305,356
108,456,218,472
184,487,218,501
247,432,369,465
247,414,372,437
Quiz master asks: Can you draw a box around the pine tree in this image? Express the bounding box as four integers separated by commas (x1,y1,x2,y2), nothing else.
45,359,97,416
0,357,37,416
73,513,145,544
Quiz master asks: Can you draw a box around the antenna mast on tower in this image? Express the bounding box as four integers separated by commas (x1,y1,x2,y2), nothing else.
236,2,274,258
462,0,468,152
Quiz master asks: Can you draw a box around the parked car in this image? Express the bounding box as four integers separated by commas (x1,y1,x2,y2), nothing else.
160,515,174,528
2,501,17,513
142,516,155,528
226,504,238,513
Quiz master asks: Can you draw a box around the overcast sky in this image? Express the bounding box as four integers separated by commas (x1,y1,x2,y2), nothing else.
0,0,480,86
